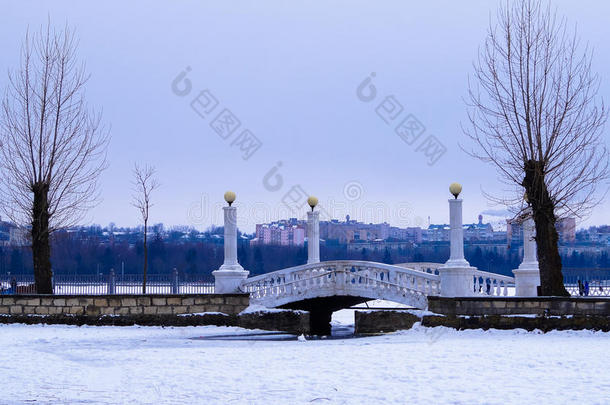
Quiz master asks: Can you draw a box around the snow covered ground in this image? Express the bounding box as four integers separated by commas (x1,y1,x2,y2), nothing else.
2,318,609,405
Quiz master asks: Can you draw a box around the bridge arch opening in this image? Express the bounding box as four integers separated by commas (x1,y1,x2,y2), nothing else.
280,295,420,335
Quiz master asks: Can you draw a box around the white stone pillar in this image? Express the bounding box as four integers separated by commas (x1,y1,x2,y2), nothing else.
446,198,470,268
512,210,540,296
221,206,240,269
213,204,249,293
307,210,320,264
440,188,474,297
439,266,475,297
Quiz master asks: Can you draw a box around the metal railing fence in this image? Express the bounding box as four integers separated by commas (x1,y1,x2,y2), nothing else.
564,276,609,297
563,268,610,297
0,269,214,295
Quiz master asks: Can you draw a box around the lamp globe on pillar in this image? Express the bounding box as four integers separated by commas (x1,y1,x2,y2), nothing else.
306,196,320,264
224,191,236,206
307,196,318,211
449,182,462,199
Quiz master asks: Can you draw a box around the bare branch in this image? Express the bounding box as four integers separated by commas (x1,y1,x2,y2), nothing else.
131,163,160,225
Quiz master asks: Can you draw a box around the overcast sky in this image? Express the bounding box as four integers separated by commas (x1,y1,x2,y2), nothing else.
1,0,609,232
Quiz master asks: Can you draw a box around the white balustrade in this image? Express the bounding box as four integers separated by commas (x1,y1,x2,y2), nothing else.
471,270,515,297
397,262,445,275
242,260,440,309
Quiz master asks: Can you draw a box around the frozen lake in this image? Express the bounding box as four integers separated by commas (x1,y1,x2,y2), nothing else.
1,318,609,404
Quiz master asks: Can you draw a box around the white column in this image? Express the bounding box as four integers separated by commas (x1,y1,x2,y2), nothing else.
446,199,470,268
440,197,474,297
512,209,540,296
213,206,249,293
520,213,538,269
221,206,240,269
307,210,320,264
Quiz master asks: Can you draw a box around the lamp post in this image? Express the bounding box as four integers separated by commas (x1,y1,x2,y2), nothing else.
445,183,470,267
440,183,474,297
212,191,249,293
306,196,320,264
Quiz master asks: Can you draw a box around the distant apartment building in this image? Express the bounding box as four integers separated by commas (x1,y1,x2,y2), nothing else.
506,219,523,246
9,227,29,246
507,216,576,245
0,228,8,246
424,215,495,242
250,219,305,246
577,225,610,244
0,218,29,247
389,226,423,243
319,216,390,243
347,240,412,252
464,215,494,240
423,224,450,242
557,217,576,243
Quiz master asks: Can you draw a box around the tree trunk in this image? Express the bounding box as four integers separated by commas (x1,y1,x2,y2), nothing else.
523,160,570,296
143,220,147,294
31,182,53,294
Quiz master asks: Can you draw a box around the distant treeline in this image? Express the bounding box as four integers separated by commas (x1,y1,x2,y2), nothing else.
2,230,609,277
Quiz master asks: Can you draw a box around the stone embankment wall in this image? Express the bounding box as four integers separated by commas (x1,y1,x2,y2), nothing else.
0,294,311,334
355,310,420,334
0,294,249,316
428,296,610,316
352,308,610,333
421,314,610,332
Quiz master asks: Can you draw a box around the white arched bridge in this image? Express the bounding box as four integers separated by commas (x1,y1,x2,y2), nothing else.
243,261,441,309
240,260,514,334
243,260,513,309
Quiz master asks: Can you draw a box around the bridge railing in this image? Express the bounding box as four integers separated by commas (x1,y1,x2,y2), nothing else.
242,260,518,305
396,262,444,275
245,261,440,283
471,269,514,297
242,260,441,305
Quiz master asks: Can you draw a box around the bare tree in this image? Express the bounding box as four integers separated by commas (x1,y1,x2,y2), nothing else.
464,0,608,296
0,22,109,293
131,164,159,294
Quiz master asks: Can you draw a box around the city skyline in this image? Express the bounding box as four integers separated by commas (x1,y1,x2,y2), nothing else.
1,0,609,233
0,209,581,243
0,203,599,235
